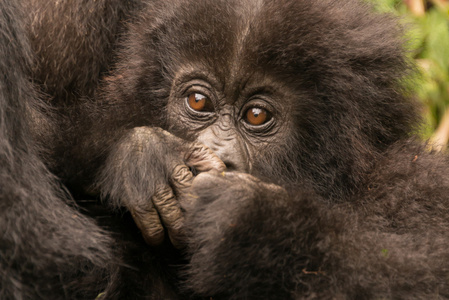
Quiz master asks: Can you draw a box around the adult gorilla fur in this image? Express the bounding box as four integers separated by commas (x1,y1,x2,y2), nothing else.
2,0,449,299
0,1,113,298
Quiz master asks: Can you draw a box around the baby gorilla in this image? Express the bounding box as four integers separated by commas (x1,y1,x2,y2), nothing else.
87,1,449,298
3,0,449,299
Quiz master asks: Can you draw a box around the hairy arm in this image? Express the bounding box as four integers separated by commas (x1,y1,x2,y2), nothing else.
184,163,449,299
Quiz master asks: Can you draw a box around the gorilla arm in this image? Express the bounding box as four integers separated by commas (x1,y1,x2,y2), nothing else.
184,161,449,299
183,172,339,298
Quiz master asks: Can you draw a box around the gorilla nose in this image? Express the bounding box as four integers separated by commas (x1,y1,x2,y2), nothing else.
222,159,239,171
196,125,250,173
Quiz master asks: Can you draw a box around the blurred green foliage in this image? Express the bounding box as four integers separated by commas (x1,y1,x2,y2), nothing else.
374,0,449,139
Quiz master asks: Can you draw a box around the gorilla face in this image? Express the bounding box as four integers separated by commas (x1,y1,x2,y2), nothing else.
161,4,304,181
166,66,296,174
107,0,415,197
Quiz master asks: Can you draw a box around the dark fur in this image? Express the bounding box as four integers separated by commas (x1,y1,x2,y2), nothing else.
0,1,113,298
1,0,449,299
184,142,449,299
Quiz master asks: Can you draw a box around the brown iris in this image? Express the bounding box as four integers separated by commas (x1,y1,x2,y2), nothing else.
187,93,212,112
246,107,270,125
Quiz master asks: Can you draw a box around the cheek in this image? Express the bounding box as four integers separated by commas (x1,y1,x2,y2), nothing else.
165,103,182,130
247,131,301,182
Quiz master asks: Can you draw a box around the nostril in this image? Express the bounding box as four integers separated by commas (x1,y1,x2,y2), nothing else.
224,161,237,171
189,166,199,176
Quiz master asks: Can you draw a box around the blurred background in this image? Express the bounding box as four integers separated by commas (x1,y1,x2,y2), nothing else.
374,0,449,150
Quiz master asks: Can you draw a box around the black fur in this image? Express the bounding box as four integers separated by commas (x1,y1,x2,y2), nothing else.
1,0,449,299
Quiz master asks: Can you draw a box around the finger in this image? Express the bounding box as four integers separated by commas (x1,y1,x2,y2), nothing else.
184,143,226,172
129,205,165,246
171,164,194,192
191,171,225,189
222,172,286,192
171,163,199,210
189,171,229,203
191,171,249,193
152,185,185,248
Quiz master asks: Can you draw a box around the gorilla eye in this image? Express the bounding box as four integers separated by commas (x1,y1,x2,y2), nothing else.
187,93,214,112
245,107,271,126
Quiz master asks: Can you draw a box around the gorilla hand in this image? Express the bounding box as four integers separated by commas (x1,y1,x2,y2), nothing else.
185,172,288,231
98,127,225,248
188,171,287,206
183,171,296,296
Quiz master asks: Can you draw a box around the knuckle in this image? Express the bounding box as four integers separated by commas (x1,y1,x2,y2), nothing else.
191,172,220,190
172,165,193,184
152,185,174,202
